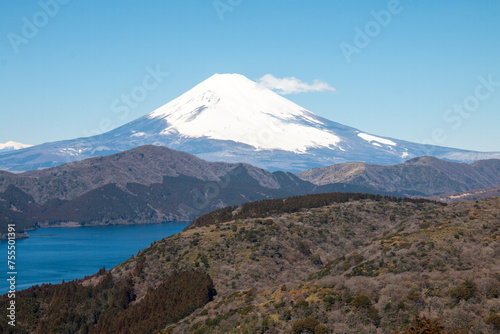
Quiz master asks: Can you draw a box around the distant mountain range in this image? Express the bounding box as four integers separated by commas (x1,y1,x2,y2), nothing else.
0,145,381,234
298,156,500,197
1,73,499,172
1,145,500,235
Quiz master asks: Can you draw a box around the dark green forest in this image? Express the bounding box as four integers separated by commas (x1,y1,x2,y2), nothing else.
0,271,215,334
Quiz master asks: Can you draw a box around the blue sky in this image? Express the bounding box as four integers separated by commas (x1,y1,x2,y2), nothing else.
1,0,499,151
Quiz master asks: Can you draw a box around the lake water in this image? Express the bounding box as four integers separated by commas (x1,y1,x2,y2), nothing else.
1,222,189,294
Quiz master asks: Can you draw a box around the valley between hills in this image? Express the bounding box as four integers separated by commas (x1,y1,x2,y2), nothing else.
1,192,499,333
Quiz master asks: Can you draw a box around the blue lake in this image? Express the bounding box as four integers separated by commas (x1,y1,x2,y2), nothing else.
1,222,189,294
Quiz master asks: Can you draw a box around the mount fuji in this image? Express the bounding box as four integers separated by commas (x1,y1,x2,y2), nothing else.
1,73,499,172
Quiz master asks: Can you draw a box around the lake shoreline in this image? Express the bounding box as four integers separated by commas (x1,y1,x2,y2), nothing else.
0,231,29,240
0,220,191,241
0,222,190,294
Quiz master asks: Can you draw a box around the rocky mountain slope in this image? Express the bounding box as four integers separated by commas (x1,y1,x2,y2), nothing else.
2,193,499,333
0,144,282,204
1,74,499,172
298,156,500,197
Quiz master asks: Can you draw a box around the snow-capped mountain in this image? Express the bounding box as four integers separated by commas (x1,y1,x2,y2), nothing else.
147,73,341,153
1,73,499,172
0,141,32,152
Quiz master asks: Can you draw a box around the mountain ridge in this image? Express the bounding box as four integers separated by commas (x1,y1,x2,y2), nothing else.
0,145,386,234
0,145,281,204
297,156,500,197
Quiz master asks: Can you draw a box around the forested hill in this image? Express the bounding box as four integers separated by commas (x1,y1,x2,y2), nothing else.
1,195,499,333
186,192,444,230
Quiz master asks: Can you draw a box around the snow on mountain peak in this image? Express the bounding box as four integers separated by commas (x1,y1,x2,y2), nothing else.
147,73,341,152
0,141,32,151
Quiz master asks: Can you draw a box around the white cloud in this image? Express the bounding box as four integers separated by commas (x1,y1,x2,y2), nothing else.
257,74,336,95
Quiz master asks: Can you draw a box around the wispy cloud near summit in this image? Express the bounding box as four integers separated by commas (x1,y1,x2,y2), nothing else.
258,74,336,95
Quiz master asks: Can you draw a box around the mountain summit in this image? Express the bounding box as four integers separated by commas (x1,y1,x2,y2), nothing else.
146,73,341,152
1,73,499,172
